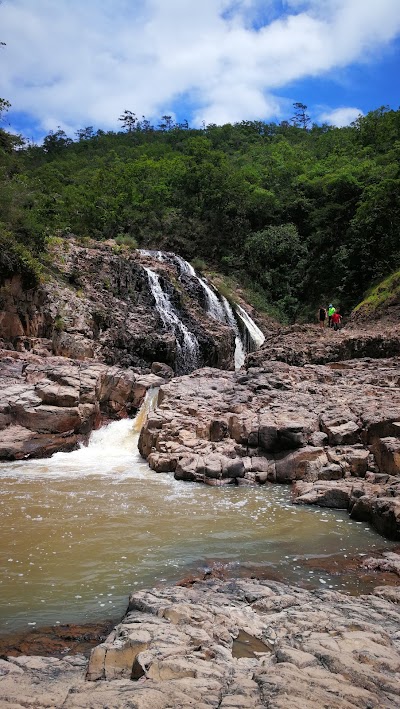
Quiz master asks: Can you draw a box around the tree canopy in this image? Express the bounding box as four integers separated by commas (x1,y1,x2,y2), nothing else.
1,103,400,320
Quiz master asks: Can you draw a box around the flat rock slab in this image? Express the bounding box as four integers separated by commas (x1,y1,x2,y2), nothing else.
1,579,400,707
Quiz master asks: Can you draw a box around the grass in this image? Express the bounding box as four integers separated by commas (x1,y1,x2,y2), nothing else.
353,269,400,314
205,270,285,323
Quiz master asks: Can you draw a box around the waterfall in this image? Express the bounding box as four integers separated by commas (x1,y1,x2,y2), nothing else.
174,254,264,367
144,266,199,374
236,304,265,350
219,297,245,369
139,251,264,371
174,255,227,322
138,249,165,262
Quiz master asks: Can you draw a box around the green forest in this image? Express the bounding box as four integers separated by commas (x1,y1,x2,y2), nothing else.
1,102,400,321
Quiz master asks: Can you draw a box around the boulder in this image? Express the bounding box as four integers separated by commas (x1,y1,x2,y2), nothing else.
373,437,400,477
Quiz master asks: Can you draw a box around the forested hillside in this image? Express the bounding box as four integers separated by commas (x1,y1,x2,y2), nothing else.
1,104,400,321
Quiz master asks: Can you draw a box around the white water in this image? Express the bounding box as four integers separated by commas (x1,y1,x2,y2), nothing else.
175,255,227,322
221,296,246,369
141,250,264,368
138,249,165,262
236,303,265,350
144,266,199,374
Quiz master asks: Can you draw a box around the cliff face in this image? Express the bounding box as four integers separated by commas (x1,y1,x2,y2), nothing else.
0,239,236,372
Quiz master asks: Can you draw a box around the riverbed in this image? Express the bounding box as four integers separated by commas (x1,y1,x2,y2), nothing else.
0,414,395,636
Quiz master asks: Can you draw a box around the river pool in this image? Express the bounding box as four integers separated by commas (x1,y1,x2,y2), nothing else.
0,414,394,635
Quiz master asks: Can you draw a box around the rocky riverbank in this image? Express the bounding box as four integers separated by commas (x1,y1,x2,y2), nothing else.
1,577,399,708
139,347,400,539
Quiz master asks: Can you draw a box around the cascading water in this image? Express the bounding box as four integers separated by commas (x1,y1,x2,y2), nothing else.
175,255,227,322
139,250,264,369
144,266,199,374
236,303,265,351
174,254,264,367
138,249,165,262
220,296,246,369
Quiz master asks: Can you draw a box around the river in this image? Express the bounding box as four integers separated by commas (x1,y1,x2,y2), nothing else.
0,404,394,635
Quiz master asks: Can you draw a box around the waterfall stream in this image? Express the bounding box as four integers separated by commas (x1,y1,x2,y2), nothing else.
140,250,264,370
173,255,260,367
236,303,265,350
144,266,200,374
220,296,246,369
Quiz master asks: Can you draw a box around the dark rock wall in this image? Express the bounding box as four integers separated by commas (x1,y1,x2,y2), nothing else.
0,240,236,373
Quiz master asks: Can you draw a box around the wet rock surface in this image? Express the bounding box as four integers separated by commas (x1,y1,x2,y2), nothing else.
0,621,116,659
1,579,400,708
139,356,400,538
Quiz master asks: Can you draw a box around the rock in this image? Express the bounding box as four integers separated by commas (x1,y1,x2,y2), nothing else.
373,437,400,476
151,361,174,379
275,447,327,483
0,242,238,373
362,552,400,576
0,353,167,460
139,356,400,538
1,579,400,706
293,480,354,509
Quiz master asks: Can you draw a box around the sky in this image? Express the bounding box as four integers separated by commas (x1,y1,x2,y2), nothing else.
1,0,400,141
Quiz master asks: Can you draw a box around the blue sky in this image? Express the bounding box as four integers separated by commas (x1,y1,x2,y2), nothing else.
1,0,400,141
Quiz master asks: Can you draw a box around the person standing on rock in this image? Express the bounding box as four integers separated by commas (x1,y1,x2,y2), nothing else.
328,304,335,328
331,309,342,331
318,306,326,329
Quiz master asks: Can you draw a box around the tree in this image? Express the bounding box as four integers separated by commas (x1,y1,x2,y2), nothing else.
42,128,73,154
75,126,94,141
291,102,311,130
158,115,174,131
118,110,137,132
0,97,11,121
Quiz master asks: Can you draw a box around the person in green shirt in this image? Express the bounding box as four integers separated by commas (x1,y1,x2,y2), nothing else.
328,304,336,328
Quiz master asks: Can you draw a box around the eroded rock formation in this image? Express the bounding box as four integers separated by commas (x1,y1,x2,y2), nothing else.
1,579,399,707
0,350,165,459
0,239,237,372
139,356,400,538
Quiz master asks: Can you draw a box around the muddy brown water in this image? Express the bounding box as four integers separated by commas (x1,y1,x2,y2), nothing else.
0,414,396,638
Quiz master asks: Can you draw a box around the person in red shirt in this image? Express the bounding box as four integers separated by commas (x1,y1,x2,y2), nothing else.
331,310,342,331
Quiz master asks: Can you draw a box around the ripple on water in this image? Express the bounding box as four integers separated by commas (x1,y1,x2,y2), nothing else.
0,419,397,634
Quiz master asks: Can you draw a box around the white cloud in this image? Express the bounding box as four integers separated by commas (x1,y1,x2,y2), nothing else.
319,106,363,127
0,0,400,133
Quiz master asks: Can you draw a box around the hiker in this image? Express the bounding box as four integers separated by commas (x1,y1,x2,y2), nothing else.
328,304,335,328
318,306,326,329
331,310,342,331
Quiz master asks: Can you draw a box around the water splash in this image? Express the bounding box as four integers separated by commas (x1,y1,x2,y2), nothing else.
1,389,160,479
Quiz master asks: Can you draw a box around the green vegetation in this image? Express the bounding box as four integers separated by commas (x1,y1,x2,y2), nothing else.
1,103,400,319
354,269,400,315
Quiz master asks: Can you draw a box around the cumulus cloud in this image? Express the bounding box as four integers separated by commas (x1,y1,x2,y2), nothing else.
1,0,400,133
319,106,363,127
